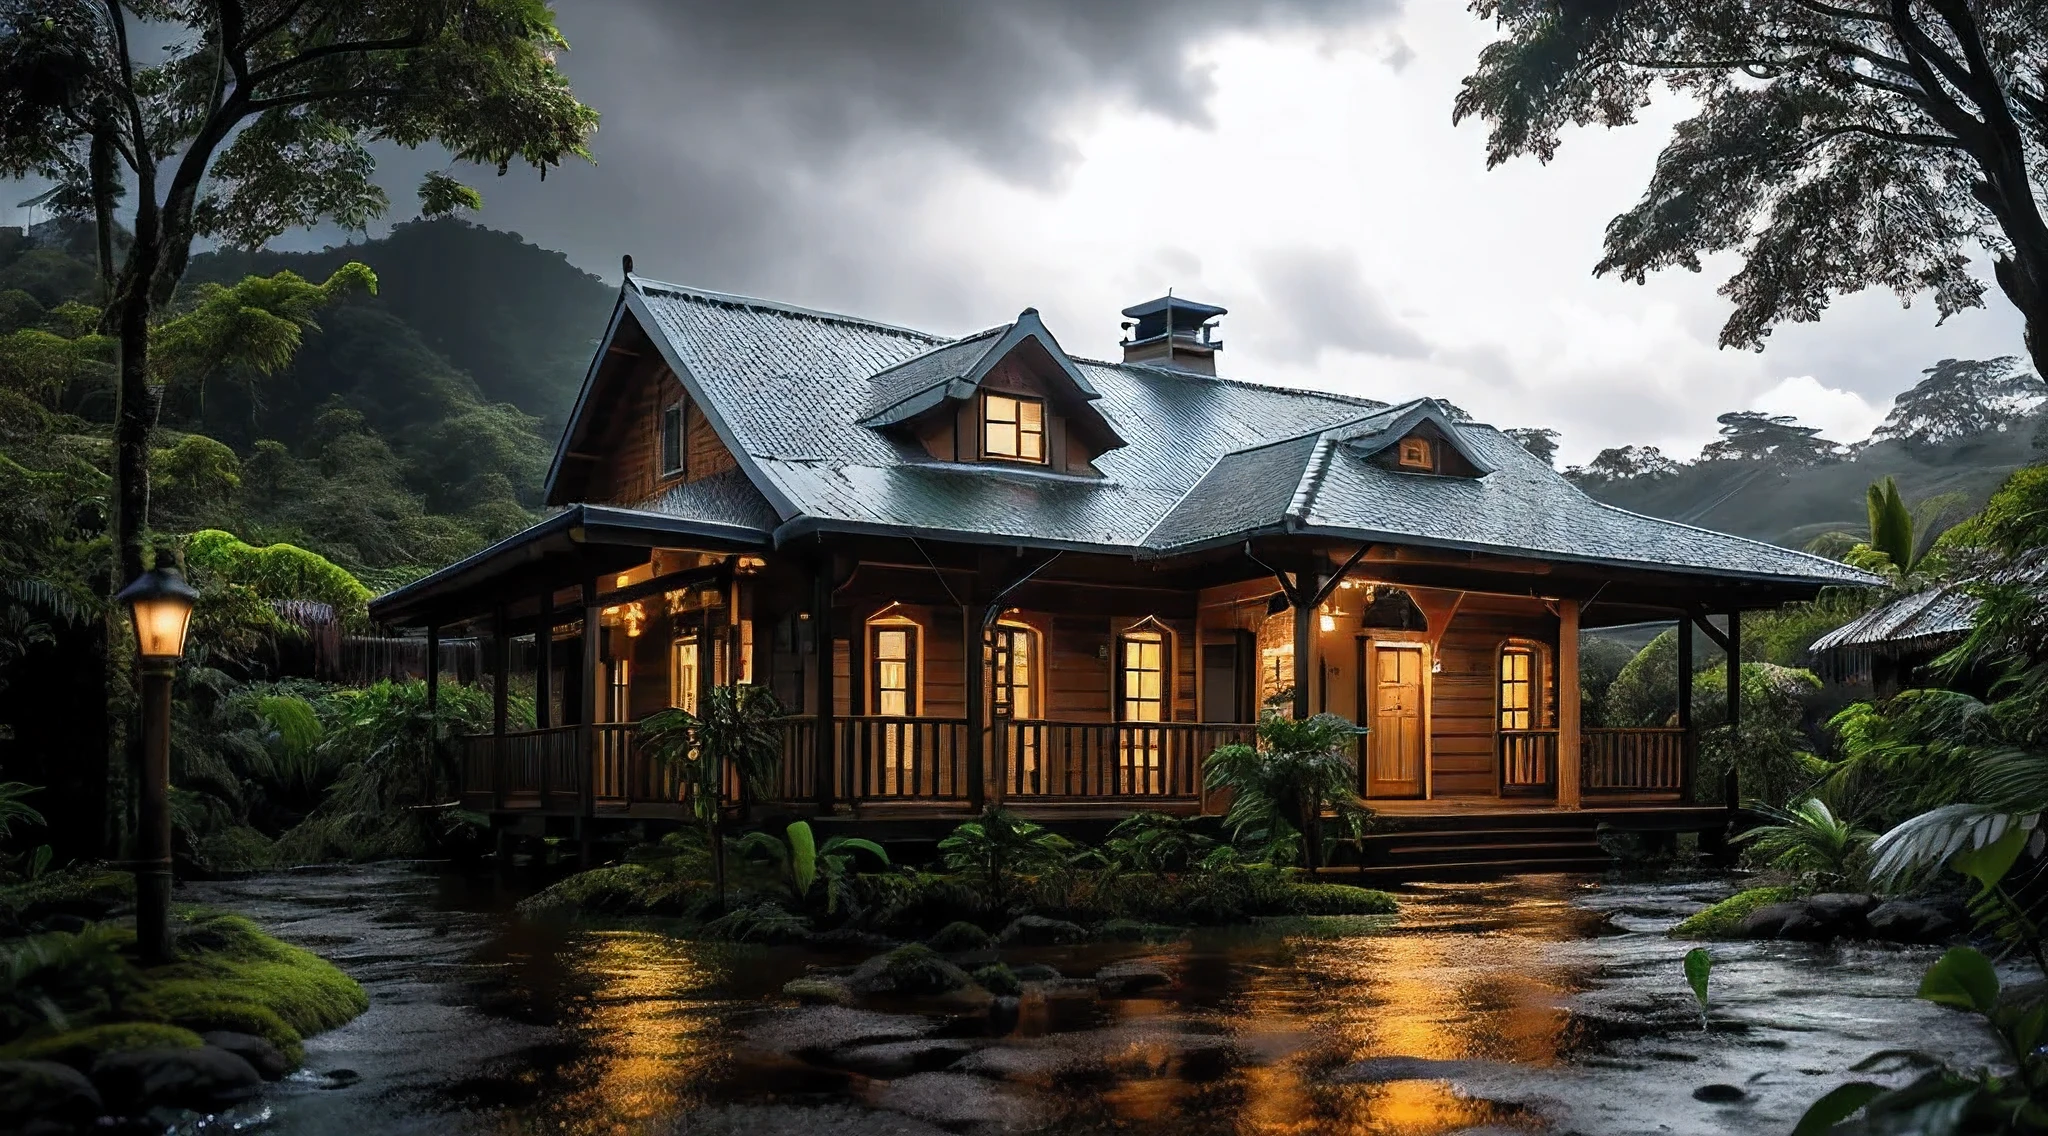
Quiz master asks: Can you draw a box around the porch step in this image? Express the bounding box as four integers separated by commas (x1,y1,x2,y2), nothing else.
1370,840,1606,867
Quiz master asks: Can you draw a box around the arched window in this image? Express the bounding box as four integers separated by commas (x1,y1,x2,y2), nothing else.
867,616,921,716
1498,643,1541,730
991,621,1039,720
1116,619,1175,795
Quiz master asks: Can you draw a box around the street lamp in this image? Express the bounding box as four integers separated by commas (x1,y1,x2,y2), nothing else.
115,566,197,964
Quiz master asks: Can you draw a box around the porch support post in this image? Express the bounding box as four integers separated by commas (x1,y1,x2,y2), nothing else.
534,591,553,729
964,596,989,813
1555,599,1582,810
1291,570,1318,720
491,605,509,737
581,574,601,819
1676,614,1695,803
1724,610,1742,806
811,557,835,812
424,623,440,710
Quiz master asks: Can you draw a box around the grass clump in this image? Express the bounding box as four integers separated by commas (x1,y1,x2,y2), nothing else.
3,1022,204,1066
1669,886,1803,940
971,962,1021,997
0,867,133,923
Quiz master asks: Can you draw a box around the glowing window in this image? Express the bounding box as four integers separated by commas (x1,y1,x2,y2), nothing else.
670,638,699,714
1398,437,1433,470
1499,646,1534,730
871,624,919,716
983,393,1046,463
1120,631,1165,723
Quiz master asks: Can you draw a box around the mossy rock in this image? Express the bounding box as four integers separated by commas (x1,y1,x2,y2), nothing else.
926,920,992,952
0,1024,203,1070
848,944,976,997
120,982,301,1061
162,913,369,1037
1670,886,1803,940
516,863,711,919
783,976,857,1006
971,963,1021,997
1282,883,1398,916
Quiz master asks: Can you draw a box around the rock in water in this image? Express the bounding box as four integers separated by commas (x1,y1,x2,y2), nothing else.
1866,899,1965,944
1094,959,1175,996
847,945,978,997
826,1039,977,1078
90,1046,263,1114
867,1071,1046,1130
995,916,1087,946
0,1059,103,1128
1692,1083,1748,1103
202,1030,294,1081
1736,902,1806,940
743,1007,937,1056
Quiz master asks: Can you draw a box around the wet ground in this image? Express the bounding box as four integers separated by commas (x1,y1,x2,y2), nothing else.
181,865,2004,1136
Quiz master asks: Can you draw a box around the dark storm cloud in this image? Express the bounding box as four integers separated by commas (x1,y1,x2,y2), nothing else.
442,0,1400,322
1248,246,1430,362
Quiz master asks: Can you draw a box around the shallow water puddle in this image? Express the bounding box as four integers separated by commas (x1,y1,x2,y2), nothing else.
183,867,2001,1136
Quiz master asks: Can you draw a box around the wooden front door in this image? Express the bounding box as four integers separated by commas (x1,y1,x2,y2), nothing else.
1366,642,1427,797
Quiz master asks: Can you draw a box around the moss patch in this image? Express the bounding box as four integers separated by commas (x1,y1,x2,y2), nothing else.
1281,883,1399,916
516,863,712,920
0,868,133,922
1,1023,203,1068
1669,886,1803,940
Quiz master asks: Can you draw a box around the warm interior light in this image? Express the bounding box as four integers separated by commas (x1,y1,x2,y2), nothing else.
1320,614,1337,633
616,573,631,588
117,567,200,661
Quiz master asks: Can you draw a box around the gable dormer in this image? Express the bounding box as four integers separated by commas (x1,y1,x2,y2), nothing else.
1336,400,1494,479
860,309,1123,475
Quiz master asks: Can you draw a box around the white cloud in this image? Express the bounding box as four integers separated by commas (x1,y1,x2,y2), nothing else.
1751,375,1889,449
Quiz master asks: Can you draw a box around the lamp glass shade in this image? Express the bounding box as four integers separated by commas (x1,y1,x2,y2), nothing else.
117,567,200,660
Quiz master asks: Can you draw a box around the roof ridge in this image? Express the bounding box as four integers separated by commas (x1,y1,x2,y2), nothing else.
1071,355,1390,410
629,275,948,343
869,322,1012,381
1287,434,1339,522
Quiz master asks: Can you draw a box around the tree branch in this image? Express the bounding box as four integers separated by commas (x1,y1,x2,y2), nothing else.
1888,0,1981,104
241,84,406,113
217,0,250,91
243,27,430,88
101,0,154,190
1788,0,1891,24
238,0,316,52
1801,122,1968,153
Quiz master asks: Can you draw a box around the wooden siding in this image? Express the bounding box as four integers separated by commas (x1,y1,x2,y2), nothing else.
586,361,741,505
1426,595,1558,797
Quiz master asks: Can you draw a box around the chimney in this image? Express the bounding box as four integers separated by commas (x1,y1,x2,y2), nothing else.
1119,294,1225,375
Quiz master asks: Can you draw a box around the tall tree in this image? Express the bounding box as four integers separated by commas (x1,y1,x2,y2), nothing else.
1701,411,1840,465
1869,355,2047,449
1566,443,1682,484
1456,3,2048,377
0,0,598,590
1503,426,1561,466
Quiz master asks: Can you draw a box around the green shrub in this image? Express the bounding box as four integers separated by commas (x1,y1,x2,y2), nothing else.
701,903,810,944
0,867,132,920
0,925,138,1036
183,529,373,619
517,863,712,920
1669,886,1803,940
1,1022,204,1067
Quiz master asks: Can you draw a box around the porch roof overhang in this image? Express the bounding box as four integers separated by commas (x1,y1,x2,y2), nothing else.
368,504,770,628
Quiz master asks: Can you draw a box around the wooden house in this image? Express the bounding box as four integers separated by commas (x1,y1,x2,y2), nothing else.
368,277,1877,852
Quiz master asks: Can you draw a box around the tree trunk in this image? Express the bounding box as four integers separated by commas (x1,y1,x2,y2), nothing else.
1993,254,2048,384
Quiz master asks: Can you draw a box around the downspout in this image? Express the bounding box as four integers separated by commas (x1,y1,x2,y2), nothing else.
966,550,1062,811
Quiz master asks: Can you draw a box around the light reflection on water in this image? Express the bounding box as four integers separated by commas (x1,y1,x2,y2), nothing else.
229,867,1990,1136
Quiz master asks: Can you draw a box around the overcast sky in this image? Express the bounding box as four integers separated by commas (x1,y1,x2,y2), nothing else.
6,1,2028,465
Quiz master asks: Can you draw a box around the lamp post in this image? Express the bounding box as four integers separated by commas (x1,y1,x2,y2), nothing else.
115,566,197,964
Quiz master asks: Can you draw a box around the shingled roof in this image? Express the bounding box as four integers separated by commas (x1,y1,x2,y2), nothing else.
556,277,1878,587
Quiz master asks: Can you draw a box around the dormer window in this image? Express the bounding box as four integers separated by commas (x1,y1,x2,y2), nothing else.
1397,437,1433,471
660,400,686,478
982,393,1045,463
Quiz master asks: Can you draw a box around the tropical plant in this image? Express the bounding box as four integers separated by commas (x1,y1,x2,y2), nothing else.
733,820,889,915
638,685,787,907
1683,948,1712,1031
1861,477,1953,581
0,782,45,843
1203,711,1368,873
1793,947,2047,1136
1096,811,1217,877
1736,798,1875,889
936,806,1074,914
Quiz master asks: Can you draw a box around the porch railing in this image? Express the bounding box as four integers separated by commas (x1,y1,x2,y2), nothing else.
837,715,972,800
1497,726,1690,797
998,720,1255,800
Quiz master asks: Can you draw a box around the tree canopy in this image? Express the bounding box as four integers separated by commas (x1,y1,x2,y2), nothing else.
1701,411,1840,465
1456,2,2048,378
1503,426,1561,466
1869,356,2047,450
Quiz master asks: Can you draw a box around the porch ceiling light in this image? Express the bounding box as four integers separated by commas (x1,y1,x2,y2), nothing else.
117,566,199,660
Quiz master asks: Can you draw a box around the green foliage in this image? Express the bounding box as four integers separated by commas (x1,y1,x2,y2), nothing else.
937,807,1075,913
184,529,372,619
0,1022,204,1065
515,862,713,921
1866,477,1947,580
1203,712,1369,870
0,783,43,842
1683,948,1712,1027
1794,947,2047,1135
1279,883,1397,916
1096,811,1217,875
700,903,810,945
1692,662,1827,808
639,686,787,826
0,924,136,1036
733,821,889,915
1736,798,1875,889
1669,886,1804,941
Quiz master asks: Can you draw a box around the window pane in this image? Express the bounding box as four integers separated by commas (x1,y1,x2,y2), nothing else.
880,691,907,716
878,630,907,659
986,422,1017,456
1017,400,1042,430
986,395,1017,424
1019,429,1043,461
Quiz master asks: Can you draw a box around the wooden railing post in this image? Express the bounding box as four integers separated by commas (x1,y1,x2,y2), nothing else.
1676,614,1695,804
964,601,989,812
535,590,553,730
580,574,601,821
811,559,835,812
1556,599,1582,810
